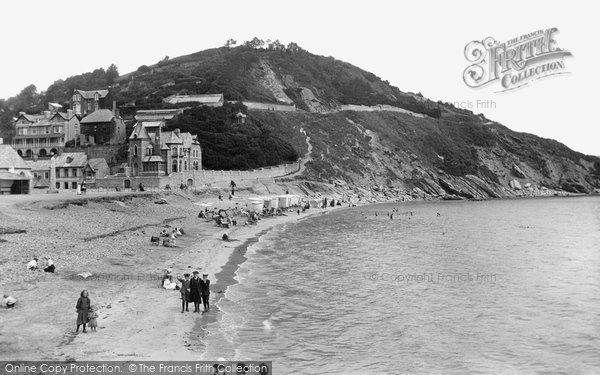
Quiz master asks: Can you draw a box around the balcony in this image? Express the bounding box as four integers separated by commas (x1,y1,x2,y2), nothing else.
12,139,65,148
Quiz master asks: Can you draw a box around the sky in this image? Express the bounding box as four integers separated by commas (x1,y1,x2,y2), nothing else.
1,0,597,155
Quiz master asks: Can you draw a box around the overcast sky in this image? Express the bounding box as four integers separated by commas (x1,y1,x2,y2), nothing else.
1,0,597,155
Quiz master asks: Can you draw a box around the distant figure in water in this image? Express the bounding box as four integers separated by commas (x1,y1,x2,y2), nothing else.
390,214,393,220
375,212,378,217
437,212,441,217
410,211,413,216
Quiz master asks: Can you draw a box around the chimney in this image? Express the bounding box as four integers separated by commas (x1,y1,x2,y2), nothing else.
19,111,26,116
43,110,51,119
174,128,180,136
67,109,74,118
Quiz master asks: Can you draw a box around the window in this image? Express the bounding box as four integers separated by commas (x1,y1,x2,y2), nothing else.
147,146,153,155
45,127,49,134
64,182,69,189
54,126,62,133
72,182,77,189
87,102,92,112
134,145,138,156
44,172,49,179
72,168,77,177
31,129,37,135
56,182,60,189
94,93,99,101
95,103,99,111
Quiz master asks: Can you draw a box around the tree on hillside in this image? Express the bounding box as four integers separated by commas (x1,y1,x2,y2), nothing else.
0,100,16,142
5,84,41,113
137,65,151,74
106,64,119,84
245,37,265,49
224,38,237,48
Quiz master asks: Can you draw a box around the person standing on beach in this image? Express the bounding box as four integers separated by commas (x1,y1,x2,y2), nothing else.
178,273,191,313
200,273,211,312
76,290,91,333
190,271,202,313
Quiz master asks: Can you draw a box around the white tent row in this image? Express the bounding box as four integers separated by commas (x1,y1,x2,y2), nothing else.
246,194,302,210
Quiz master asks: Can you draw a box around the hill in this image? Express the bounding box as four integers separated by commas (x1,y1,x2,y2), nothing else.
1,41,598,197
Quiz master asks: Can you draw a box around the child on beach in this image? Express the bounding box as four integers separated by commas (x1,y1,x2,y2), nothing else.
88,306,98,332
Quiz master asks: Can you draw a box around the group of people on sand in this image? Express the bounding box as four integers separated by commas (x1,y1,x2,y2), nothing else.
3,256,56,310
75,289,98,333
161,269,211,313
158,227,185,247
26,255,55,273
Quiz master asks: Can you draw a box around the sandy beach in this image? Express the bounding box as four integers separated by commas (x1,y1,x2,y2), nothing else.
0,186,342,360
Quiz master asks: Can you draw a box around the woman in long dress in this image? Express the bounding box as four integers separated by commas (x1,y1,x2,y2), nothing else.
76,290,91,333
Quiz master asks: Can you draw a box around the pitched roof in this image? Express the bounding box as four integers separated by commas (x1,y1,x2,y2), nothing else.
0,145,31,170
163,131,182,144
80,109,115,123
0,171,30,180
135,109,182,121
25,159,53,171
54,153,87,168
142,155,165,162
88,158,108,171
17,113,46,123
129,122,151,140
75,89,109,99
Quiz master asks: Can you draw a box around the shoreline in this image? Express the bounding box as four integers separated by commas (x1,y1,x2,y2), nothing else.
1,189,598,360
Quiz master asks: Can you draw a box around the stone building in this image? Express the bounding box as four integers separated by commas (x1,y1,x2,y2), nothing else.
11,107,80,158
79,109,126,145
0,144,33,194
128,120,201,177
71,89,109,116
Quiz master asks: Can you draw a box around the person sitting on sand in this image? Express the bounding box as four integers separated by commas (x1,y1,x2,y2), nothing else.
222,233,229,241
163,277,179,290
43,256,55,273
27,257,38,271
4,294,16,308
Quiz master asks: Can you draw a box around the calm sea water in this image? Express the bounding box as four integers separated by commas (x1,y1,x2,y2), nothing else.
202,197,600,374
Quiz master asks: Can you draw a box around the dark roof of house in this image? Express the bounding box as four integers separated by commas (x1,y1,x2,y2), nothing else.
88,158,108,171
0,145,31,170
75,89,109,99
80,109,116,123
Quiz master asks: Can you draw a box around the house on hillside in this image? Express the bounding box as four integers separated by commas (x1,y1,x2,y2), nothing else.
163,94,224,107
71,89,110,116
26,159,52,189
11,108,80,158
83,158,110,187
0,144,33,194
128,120,201,176
80,109,126,145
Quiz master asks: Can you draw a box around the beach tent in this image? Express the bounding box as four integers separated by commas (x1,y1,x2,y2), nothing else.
269,197,279,209
247,197,264,211
290,195,301,206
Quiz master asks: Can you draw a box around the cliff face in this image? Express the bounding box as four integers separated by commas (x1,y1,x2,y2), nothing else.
251,110,600,199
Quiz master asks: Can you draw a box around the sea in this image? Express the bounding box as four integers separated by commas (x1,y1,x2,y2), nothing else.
200,197,600,374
